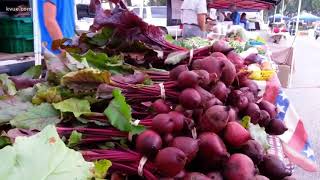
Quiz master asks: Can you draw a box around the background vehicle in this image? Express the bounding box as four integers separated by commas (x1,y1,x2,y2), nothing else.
128,6,182,37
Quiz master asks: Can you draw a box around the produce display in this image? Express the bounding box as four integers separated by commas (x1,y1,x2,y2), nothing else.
0,2,295,180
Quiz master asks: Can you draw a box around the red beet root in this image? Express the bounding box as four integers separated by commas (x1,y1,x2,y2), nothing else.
178,71,199,88
193,70,211,87
197,133,229,169
179,88,201,109
171,136,199,162
199,105,230,133
223,153,256,180
152,99,170,114
259,110,271,127
136,130,162,158
155,147,187,177
168,111,185,133
192,57,225,80
259,100,277,119
220,58,237,86
246,103,261,124
211,52,227,59
265,119,288,135
207,171,223,180
212,40,233,54
205,98,223,109
240,140,264,164
258,155,292,179
254,175,270,180
223,122,251,147
152,114,175,134
170,65,189,80
211,81,230,102
183,172,211,180
162,133,174,146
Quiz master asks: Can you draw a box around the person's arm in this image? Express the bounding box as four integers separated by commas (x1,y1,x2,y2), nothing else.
43,1,63,41
197,14,206,31
196,0,208,31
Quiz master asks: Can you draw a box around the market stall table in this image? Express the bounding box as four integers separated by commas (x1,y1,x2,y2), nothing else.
255,75,317,172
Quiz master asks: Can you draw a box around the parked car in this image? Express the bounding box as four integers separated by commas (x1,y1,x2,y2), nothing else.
314,24,320,39
128,6,182,37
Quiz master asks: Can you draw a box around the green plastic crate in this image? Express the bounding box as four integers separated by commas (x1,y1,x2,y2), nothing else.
0,17,33,38
0,35,34,53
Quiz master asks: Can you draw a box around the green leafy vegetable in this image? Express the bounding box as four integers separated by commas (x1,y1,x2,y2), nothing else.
93,159,112,179
61,68,111,91
67,130,82,148
60,52,86,71
0,136,11,149
172,37,211,49
32,85,62,105
53,98,91,117
0,96,32,124
248,123,270,150
241,116,251,129
0,74,17,96
88,27,114,46
43,47,70,83
74,50,133,75
16,87,36,102
164,51,189,65
104,89,145,134
21,65,42,79
10,103,60,130
0,125,94,180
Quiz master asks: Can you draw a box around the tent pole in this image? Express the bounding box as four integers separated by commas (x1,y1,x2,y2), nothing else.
295,0,302,36
273,5,277,23
281,0,285,22
32,0,42,66
288,0,302,88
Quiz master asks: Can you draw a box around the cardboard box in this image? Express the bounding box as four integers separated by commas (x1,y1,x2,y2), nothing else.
277,65,292,88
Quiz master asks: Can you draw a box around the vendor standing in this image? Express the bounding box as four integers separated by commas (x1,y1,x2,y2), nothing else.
37,0,75,54
230,4,240,25
181,0,208,38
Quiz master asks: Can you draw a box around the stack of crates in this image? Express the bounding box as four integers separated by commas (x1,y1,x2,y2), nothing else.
0,17,34,53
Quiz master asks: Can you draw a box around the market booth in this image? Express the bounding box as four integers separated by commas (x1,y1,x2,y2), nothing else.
0,0,316,179
206,0,316,173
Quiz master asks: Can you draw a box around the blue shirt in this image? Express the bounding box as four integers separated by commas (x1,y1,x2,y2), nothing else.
38,0,75,53
230,12,240,25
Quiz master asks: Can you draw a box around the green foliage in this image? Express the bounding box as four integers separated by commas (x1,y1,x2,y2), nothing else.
0,96,32,124
10,103,60,130
61,68,111,91
93,160,112,179
0,74,16,96
53,98,91,118
21,65,42,79
67,130,82,148
104,89,145,134
0,125,94,180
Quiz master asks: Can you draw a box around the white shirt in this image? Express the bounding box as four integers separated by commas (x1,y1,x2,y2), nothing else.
181,0,208,25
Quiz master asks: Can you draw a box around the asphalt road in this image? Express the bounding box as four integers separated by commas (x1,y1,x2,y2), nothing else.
284,35,320,179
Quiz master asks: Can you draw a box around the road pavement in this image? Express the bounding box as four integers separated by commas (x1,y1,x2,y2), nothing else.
283,35,320,179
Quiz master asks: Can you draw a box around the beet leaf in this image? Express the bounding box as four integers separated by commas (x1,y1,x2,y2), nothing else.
61,68,111,91
0,96,32,124
67,130,82,148
0,74,16,96
10,103,60,130
53,98,91,118
104,89,145,134
94,159,112,179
